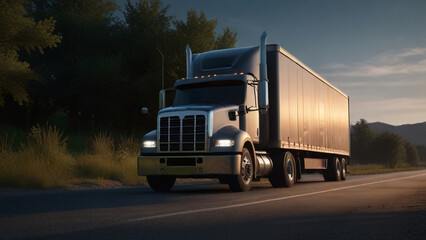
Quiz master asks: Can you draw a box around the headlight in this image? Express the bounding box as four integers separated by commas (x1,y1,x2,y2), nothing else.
143,140,156,148
215,139,234,147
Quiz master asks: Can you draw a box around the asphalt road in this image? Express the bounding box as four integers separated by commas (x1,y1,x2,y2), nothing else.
1,170,426,240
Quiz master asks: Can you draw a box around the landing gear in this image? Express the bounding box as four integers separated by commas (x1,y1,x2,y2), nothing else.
228,148,253,192
269,151,296,188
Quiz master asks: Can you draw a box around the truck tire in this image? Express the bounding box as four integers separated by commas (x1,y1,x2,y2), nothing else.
323,157,341,181
147,175,176,192
341,158,347,180
228,148,253,192
268,151,296,188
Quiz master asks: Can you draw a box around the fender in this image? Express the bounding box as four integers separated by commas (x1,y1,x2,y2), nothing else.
210,126,257,177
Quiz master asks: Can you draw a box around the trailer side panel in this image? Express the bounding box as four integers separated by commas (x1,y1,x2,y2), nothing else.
267,46,349,156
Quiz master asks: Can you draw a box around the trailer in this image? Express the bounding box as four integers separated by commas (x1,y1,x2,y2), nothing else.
138,32,350,192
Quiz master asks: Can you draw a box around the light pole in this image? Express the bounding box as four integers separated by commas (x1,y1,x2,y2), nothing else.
157,48,164,90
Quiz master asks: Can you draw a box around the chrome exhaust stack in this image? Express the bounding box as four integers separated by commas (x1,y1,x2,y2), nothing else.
186,44,193,79
258,32,270,147
258,32,269,111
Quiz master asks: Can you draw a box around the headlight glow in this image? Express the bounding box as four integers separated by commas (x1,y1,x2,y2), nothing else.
215,139,234,147
143,140,156,148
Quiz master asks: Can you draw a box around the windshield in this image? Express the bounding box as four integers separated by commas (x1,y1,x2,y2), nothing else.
173,80,245,106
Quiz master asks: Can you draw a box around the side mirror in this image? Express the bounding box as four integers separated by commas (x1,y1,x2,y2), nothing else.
141,107,149,114
228,110,238,121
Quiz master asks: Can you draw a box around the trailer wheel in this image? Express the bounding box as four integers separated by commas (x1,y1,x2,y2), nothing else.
268,151,296,188
147,175,176,192
323,157,341,181
228,148,253,192
341,158,347,180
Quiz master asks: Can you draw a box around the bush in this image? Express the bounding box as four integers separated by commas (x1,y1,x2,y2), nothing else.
0,125,74,188
48,110,69,130
73,134,145,185
0,126,145,188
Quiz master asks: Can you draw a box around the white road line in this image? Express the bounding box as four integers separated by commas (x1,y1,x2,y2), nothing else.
126,172,426,223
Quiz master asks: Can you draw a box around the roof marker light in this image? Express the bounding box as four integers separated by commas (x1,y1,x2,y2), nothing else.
240,72,244,75
201,76,205,78
195,76,198,79
214,74,217,76
234,73,237,75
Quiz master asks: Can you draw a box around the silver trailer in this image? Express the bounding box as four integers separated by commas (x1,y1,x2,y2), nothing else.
138,33,350,192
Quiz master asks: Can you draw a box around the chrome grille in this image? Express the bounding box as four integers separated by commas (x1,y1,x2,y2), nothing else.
159,115,206,152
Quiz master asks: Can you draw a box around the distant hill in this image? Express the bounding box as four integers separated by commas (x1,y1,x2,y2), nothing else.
368,122,426,146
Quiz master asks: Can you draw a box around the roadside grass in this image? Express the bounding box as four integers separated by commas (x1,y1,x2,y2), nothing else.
0,125,27,151
2,125,426,188
67,134,89,155
73,133,146,186
348,164,425,175
0,126,73,188
0,126,146,189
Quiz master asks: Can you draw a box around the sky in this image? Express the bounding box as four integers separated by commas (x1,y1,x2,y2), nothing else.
115,0,426,126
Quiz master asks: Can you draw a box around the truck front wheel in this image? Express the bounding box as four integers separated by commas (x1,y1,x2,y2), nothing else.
269,151,296,188
147,175,176,192
228,148,253,192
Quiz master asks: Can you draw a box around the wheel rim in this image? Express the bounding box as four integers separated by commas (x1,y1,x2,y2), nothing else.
286,158,294,181
241,156,252,184
336,160,341,179
342,160,346,176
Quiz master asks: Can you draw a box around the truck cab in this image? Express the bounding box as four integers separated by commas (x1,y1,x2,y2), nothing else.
138,45,266,192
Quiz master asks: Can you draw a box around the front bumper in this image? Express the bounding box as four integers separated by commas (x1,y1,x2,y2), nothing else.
137,154,241,176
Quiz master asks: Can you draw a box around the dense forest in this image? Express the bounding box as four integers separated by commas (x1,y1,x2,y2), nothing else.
0,0,237,135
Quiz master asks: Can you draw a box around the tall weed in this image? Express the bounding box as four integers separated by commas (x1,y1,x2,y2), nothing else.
0,126,74,188
74,134,145,185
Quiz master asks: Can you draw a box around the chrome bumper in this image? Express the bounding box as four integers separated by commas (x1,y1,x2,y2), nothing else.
137,154,241,176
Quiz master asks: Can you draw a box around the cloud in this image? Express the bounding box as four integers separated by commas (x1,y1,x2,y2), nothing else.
349,97,426,125
354,97,426,112
335,79,425,88
321,48,426,77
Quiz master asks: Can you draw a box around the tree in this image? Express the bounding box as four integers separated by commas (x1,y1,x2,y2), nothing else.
3,0,239,133
405,141,420,166
372,132,406,167
350,119,376,164
174,10,217,53
28,0,121,130
121,1,238,132
215,27,237,50
170,10,237,80
120,0,174,131
416,145,426,162
0,0,61,106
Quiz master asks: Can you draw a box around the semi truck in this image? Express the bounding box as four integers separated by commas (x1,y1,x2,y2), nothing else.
138,32,350,192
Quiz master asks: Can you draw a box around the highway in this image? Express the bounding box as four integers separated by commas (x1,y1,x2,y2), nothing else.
1,170,426,240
